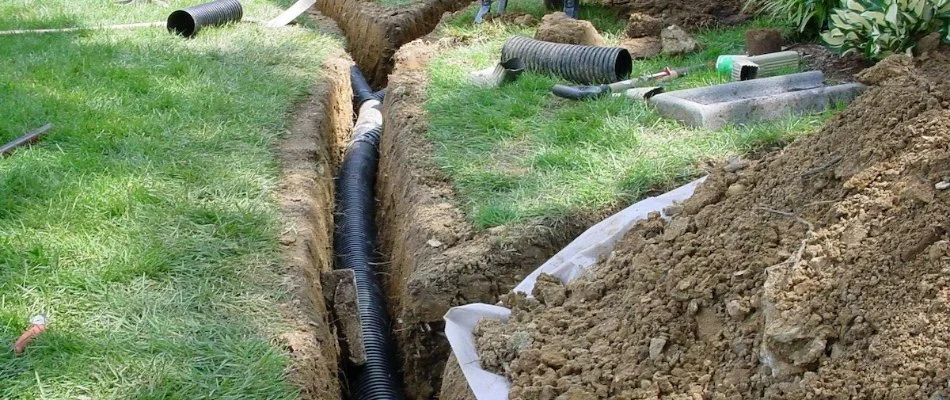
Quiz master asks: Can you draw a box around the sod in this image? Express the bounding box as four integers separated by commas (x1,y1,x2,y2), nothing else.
0,1,340,398
426,4,840,229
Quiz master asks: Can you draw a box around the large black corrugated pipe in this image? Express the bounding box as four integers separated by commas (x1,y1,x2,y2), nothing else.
335,67,404,400
167,0,243,38
351,65,385,108
500,35,632,84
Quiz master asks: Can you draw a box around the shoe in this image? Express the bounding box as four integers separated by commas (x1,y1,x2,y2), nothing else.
474,0,492,23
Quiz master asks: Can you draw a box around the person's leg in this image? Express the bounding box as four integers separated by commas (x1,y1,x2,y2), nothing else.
562,0,579,18
474,0,492,23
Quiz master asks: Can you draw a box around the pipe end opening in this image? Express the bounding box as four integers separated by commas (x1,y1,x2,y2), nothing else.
615,49,633,81
167,10,197,37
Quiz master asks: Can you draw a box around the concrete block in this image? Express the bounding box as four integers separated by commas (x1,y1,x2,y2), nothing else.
650,71,866,130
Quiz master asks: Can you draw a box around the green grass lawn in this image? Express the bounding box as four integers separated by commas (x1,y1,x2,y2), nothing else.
0,1,340,398
427,3,839,229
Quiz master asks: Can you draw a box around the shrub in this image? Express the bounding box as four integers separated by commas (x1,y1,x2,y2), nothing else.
743,0,841,34
822,0,950,60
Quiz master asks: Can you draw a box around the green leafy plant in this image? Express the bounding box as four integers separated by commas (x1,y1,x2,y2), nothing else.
822,0,950,59
744,0,840,34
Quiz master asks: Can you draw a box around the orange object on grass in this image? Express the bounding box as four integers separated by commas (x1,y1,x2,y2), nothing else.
13,315,48,355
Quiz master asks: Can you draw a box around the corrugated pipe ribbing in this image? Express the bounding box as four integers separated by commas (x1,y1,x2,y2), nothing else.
167,0,243,37
334,66,404,400
500,35,632,84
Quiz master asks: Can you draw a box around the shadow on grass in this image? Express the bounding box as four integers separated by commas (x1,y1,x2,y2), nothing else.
0,10,334,399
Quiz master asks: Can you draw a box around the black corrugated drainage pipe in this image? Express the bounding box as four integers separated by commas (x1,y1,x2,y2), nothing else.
500,35,632,84
167,0,243,37
334,66,405,400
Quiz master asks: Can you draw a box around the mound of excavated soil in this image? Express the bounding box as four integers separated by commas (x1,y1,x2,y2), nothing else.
593,0,745,28
475,51,950,399
535,12,605,46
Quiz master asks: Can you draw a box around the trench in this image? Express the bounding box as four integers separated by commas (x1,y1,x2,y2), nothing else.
277,43,353,399
301,2,602,399
315,0,473,87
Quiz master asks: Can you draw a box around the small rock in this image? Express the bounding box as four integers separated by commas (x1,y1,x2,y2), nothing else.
540,286,566,306
726,183,746,197
535,12,604,46
278,235,296,245
936,181,949,190
723,158,750,172
649,337,667,359
676,277,693,290
660,25,699,55
541,350,567,368
578,280,607,301
662,217,690,241
663,203,683,216
654,375,673,393
619,37,662,59
726,300,748,321
625,13,664,38
533,274,567,306
426,239,443,247
686,300,700,315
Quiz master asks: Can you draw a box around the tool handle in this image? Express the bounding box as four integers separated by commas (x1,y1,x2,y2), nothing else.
0,123,52,157
551,84,610,100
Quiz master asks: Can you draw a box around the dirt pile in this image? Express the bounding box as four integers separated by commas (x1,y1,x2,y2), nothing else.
592,0,744,28
625,13,665,38
535,12,605,46
475,51,950,399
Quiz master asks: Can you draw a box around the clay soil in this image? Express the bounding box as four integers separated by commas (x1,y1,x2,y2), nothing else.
315,0,472,86
472,51,950,399
275,17,354,399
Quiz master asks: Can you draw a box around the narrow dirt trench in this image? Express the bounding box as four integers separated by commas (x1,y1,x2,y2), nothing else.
277,46,353,399
296,2,601,399
280,4,472,398
315,0,471,86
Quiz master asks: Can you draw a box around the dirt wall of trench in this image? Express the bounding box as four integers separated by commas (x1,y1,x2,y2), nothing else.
315,0,473,87
276,42,354,399
375,39,610,399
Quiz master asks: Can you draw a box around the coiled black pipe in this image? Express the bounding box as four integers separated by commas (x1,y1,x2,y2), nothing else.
167,0,243,38
500,35,632,84
334,67,404,400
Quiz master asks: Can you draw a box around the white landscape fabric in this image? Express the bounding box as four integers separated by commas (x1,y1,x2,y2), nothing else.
443,177,706,400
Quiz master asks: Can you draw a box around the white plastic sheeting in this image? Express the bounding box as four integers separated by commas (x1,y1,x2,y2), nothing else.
443,177,706,400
